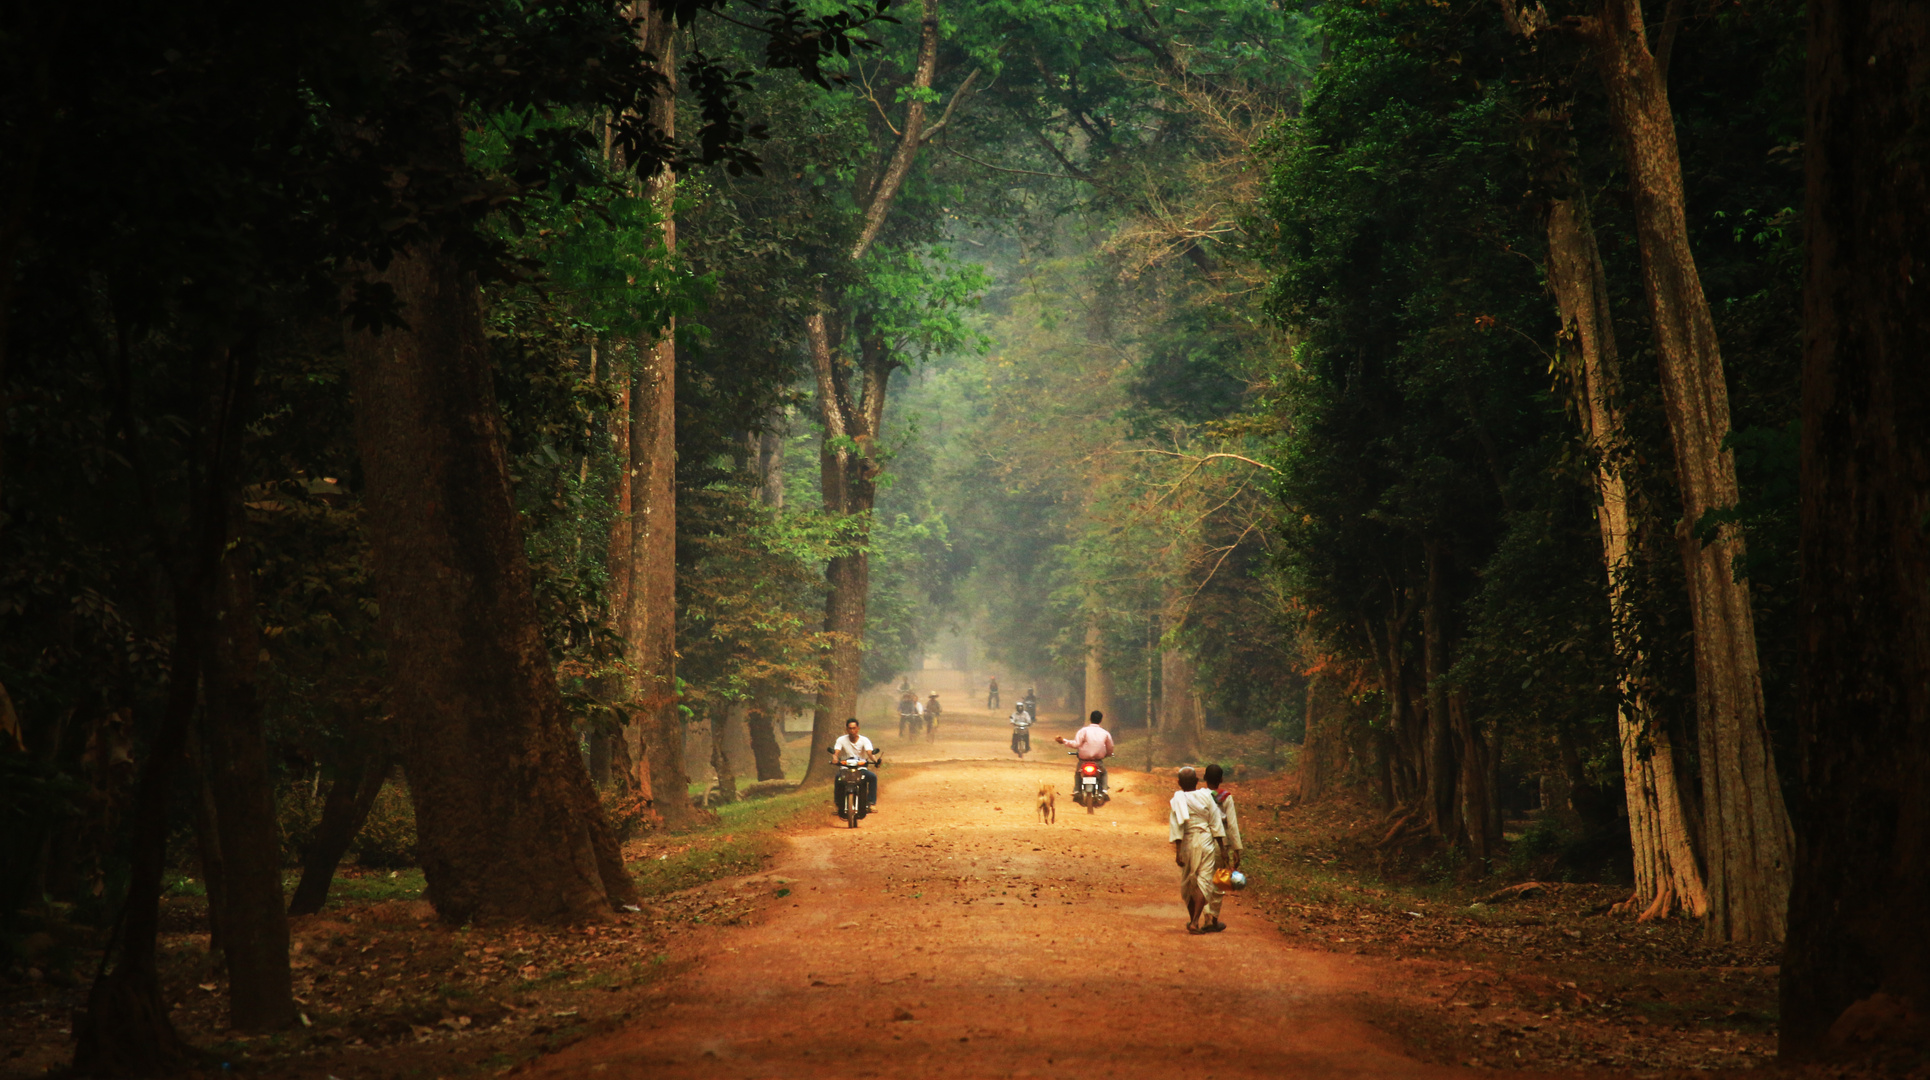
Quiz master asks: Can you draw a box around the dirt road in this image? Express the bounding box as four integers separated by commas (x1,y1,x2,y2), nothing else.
528,697,1497,1080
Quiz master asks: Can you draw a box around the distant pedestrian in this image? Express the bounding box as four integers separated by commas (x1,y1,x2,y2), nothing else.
987,675,1000,709
924,693,942,743
1169,766,1225,934
1201,763,1243,933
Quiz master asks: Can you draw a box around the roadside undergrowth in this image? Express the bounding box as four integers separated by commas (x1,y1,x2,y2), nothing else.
1233,775,1784,1074
0,783,817,1079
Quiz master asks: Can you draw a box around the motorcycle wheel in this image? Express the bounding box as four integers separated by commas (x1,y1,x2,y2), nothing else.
1086,791,1096,814
846,791,861,828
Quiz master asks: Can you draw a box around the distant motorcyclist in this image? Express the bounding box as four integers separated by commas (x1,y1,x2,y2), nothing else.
1009,705,1034,759
987,675,1001,709
924,693,943,743
897,689,918,739
1056,710,1114,797
829,718,880,811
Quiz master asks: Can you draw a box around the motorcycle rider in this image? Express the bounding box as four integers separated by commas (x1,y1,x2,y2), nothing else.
1009,703,1034,758
924,692,943,743
987,675,1000,709
897,688,918,739
1055,710,1115,798
828,718,880,812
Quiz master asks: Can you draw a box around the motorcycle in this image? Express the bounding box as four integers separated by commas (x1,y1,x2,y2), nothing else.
834,754,877,828
1069,752,1108,813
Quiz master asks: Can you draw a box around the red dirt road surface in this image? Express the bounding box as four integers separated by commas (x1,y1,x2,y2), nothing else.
526,749,1506,1080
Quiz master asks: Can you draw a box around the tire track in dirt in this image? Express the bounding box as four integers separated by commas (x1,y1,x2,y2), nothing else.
525,742,1515,1079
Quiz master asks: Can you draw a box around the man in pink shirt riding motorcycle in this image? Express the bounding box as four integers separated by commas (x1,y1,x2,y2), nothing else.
1056,710,1115,799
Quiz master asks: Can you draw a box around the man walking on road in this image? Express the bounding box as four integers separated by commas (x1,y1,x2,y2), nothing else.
987,675,1000,709
1201,763,1243,933
1170,766,1226,934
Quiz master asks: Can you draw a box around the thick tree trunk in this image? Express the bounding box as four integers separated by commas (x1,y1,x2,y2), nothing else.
1782,0,1930,1056
1546,193,1710,921
76,339,256,1073
611,11,694,826
1586,0,1792,942
1160,644,1200,758
201,535,295,1030
709,710,739,804
344,238,632,922
1421,540,1460,840
1297,675,1342,801
747,707,785,781
803,319,891,786
287,753,391,917
1451,691,1499,864
800,0,943,786
1082,617,1115,725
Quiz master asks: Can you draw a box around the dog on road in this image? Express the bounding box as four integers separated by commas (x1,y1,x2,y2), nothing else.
1037,783,1057,824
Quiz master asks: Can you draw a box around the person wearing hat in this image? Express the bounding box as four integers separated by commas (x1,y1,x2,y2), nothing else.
1169,766,1226,934
1201,763,1244,932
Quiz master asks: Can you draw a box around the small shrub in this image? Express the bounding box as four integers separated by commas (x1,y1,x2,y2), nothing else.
351,784,417,868
277,784,325,867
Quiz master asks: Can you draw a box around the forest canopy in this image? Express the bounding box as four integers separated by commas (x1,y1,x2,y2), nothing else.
1,0,1925,1070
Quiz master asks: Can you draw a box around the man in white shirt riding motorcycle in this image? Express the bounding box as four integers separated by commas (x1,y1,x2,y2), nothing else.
828,718,880,811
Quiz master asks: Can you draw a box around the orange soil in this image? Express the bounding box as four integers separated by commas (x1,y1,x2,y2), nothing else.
526,693,1524,1080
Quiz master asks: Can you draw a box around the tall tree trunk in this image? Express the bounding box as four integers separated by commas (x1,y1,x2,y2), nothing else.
746,427,787,782
76,338,257,1073
1782,0,1930,1056
709,710,739,804
800,0,943,785
1585,0,1792,943
746,706,785,781
1546,192,1709,920
803,324,893,785
1297,675,1339,801
287,753,391,917
1082,617,1115,725
1160,643,1200,759
1451,691,1499,864
201,530,295,1030
1422,539,1460,840
344,234,633,922
613,7,696,825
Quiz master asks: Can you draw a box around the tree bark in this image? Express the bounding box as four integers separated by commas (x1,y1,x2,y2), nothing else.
1586,0,1792,942
1160,642,1201,759
709,709,739,804
287,753,391,917
1082,617,1116,726
1782,0,1930,1056
800,0,943,785
1546,192,1709,920
611,6,696,826
200,530,296,1030
344,236,632,922
1422,539,1460,840
803,322,895,785
1451,691,1499,864
746,706,785,781
76,338,256,1073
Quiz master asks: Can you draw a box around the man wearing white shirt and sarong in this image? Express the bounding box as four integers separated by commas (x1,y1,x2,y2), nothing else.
1169,766,1225,934
1201,763,1243,933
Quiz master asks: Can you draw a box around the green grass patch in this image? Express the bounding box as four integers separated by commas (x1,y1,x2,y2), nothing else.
287,867,424,902
629,786,818,898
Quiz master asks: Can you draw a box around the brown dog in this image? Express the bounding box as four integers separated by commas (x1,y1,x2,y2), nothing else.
1037,783,1057,824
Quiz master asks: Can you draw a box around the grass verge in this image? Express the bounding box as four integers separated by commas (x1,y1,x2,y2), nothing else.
628,784,818,898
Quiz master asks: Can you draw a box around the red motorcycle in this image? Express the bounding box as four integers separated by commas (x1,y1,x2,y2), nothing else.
1070,753,1109,813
